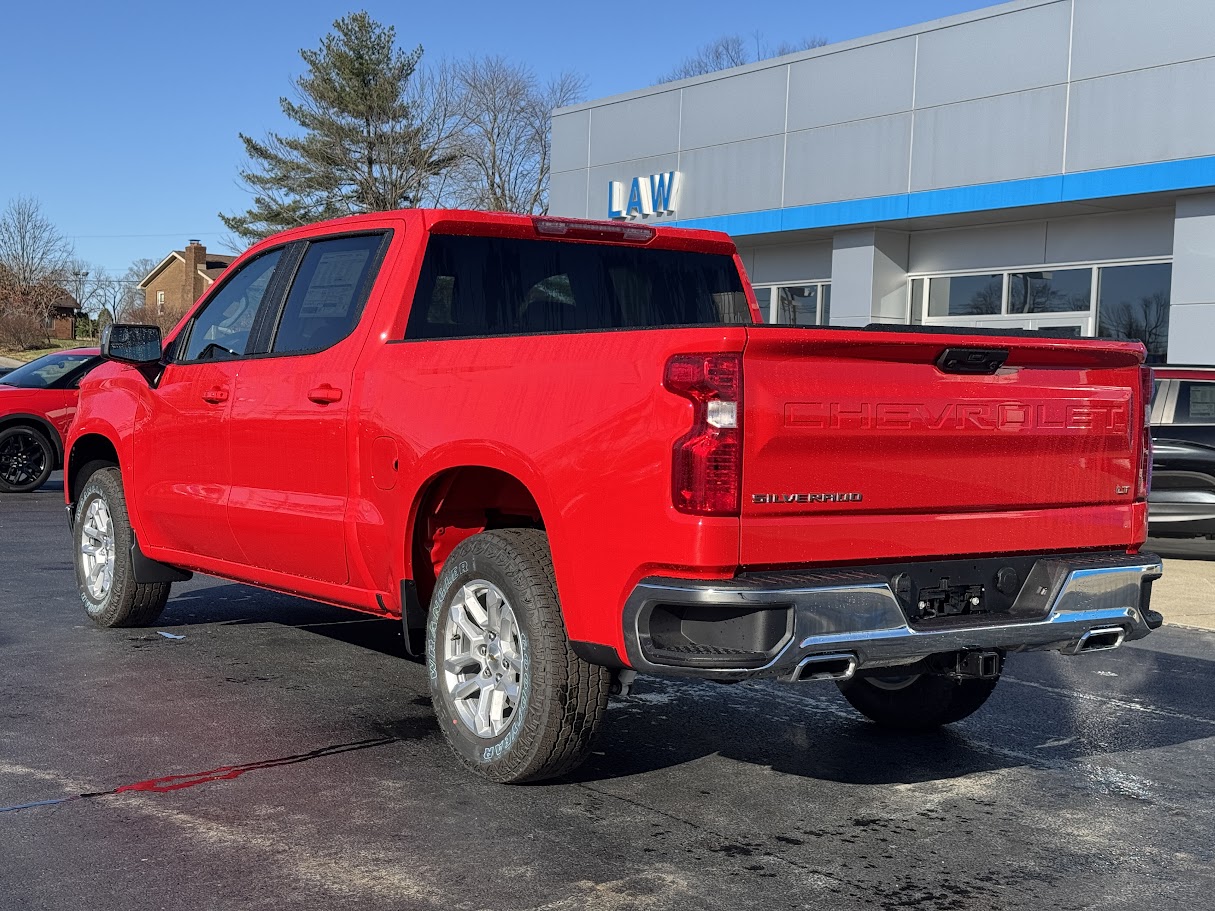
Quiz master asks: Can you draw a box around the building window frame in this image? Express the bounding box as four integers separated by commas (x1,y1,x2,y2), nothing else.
751,280,832,325
907,255,1172,340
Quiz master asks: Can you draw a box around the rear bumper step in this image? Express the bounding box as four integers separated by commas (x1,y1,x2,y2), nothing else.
621,553,1162,681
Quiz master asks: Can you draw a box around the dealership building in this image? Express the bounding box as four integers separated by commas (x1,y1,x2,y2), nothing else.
549,0,1215,364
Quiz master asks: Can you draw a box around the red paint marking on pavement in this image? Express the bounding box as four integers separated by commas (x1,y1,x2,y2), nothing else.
115,737,398,793
1,737,398,812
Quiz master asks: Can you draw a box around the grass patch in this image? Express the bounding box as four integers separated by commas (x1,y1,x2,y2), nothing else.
0,337,99,363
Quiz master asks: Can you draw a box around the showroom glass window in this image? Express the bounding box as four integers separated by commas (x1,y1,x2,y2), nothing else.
927,274,1003,316
1095,263,1172,364
1007,269,1091,313
751,282,832,325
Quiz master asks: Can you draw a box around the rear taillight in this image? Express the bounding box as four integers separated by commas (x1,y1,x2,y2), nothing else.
665,353,742,516
1138,365,1154,500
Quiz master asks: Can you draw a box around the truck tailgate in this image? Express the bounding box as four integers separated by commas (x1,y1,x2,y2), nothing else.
741,327,1147,565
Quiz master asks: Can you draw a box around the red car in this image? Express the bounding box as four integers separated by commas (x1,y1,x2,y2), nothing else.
0,348,101,492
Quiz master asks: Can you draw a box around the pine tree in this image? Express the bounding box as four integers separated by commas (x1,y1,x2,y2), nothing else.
220,12,456,243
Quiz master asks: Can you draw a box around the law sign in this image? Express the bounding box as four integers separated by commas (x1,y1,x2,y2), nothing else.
608,172,681,219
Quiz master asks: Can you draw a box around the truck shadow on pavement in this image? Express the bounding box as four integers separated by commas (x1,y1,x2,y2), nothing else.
153,581,1215,789
159,581,413,659
570,641,1215,787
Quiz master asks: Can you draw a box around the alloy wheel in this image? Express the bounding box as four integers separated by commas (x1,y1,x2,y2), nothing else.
80,497,116,601
441,580,524,738
0,431,47,488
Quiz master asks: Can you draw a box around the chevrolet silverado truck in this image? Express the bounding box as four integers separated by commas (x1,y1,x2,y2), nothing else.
65,210,1162,783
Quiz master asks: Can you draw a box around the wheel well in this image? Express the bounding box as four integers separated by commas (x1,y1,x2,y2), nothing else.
411,467,544,607
0,416,61,466
67,434,119,503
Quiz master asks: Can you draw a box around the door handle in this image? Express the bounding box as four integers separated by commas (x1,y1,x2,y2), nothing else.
308,385,343,405
202,386,229,404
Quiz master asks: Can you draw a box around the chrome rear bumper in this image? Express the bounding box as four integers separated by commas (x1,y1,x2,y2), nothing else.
621,553,1162,681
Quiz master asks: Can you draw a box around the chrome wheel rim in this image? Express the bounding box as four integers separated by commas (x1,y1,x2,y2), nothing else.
441,581,524,739
0,431,47,488
80,497,116,602
866,673,921,692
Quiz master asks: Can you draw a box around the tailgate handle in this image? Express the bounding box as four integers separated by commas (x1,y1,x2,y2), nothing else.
935,348,1009,375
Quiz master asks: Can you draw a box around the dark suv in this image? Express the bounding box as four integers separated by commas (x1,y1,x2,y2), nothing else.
1149,366,1215,537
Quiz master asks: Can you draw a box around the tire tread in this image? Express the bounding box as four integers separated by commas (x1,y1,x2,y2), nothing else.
429,528,610,783
75,466,170,628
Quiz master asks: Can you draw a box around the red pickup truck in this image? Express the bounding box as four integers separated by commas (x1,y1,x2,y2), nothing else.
65,210,1162,783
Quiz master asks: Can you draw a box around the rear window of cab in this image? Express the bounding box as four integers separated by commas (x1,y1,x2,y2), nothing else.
406,234,751,340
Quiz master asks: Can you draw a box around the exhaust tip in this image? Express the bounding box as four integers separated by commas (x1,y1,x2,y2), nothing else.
790,653,857,682
1074,626,1127,654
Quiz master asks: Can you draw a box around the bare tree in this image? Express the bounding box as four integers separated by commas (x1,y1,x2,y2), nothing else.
0,197,75,349
658,32,828,83
964,279,1004,315
0,196,73,288
1099,292,1171,361
410,58,475,208
446,58,585,214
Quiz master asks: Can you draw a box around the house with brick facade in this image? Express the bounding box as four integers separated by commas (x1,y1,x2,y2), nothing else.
47,290,80,340
138,240,235,319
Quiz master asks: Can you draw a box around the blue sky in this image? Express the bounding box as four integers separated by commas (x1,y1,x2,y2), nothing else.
0,0,995,276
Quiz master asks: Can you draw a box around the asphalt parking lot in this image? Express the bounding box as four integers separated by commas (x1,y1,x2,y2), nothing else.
3,476,1214,911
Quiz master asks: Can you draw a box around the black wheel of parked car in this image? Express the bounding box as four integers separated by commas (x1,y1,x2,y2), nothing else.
837,664,1002,731
73,464,171,628
0,425,55,493
426,528,610,783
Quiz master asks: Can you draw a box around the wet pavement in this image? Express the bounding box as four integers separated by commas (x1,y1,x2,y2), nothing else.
3,477,1213,910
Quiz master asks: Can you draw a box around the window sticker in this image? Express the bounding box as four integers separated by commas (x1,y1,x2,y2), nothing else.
1190,385,1215,419
298,249,371,318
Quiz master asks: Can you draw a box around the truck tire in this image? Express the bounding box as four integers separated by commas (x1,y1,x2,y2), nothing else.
836,667,1001,731
0,425,55,493
73,465,171,628
426,528,610,783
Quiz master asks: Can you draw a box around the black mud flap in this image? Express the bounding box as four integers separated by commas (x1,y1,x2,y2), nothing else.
400,580,426,658
130,536,192,584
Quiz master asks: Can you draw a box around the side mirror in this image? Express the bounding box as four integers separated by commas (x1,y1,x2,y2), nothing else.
101,324,163,366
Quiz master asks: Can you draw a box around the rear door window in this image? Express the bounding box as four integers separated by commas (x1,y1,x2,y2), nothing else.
406,234,750,339
1175,381,1215,424
270,233,387,355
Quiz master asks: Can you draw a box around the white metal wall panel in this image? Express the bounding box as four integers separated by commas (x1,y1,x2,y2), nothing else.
831,229,882,326
679,67,789,151
747,241,834,284
675,137,785,220
550,110,590,174
588,92,681,167
1072,0,1215,81
1166,304,1215,365
914,1,1072,109
909,222,1049,273
1066,58,1215,172
1170,194,1215,306
786,37,917,132
547,169,590,219
1044,210,1175,263
784,114,913,207
911,86,1067,191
